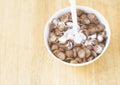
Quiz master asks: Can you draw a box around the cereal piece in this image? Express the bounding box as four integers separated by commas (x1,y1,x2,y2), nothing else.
53,50,60,56
78,49,86,58
87,13,99,24
73,48,77,57
81,44,86,48
101,31,106,36
80,25,87,29
83,18,90,24
67,12,72,21
51,44,58,51
52,18,60,26
87,56,94,61
77,16,81,22
75,47,81,52
91,51,97,57
68,18,72,22
88,26,99,34
77,9,84,16
59,44,66,49
58,48,65,52
86,45,93,50
65,40,73,50
57,52,66,60
57,22,66,31
49,34,57,43
49,32,58,43
81,14,87,18
49,32,55,37
87,13,96,21
59,40,73,50
60,13,69,22
65,57,73,62
48,39,52,46
65,50,74,57
80,14,90,24
92,39,99,45
55,28,62,36
82,29,89,36
85,48,91,58
70,60,78,64
93,45,103,54
83,58,87,63
50,23,56,31
97,24,105,32
75,57,82,63
99,43,105,48
101,31,107,40
74,43,82,47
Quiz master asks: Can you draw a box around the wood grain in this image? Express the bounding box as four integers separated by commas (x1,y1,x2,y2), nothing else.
0,0,120,85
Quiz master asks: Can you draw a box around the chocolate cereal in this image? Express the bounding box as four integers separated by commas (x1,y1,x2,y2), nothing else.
48,9,107,64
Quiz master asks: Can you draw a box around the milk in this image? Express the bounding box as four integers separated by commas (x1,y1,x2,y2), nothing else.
59,0,86,44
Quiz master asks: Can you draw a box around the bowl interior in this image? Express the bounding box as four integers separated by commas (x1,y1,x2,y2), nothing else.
44,6,110,66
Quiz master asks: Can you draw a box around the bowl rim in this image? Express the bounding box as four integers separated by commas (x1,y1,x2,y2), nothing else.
44,6,111,66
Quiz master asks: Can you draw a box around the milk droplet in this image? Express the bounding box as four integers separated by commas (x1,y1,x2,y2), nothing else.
97,34,103,42
66,22,73,27
88,34,97,39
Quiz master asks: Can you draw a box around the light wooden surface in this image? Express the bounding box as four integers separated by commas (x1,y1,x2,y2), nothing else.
0,0,120,85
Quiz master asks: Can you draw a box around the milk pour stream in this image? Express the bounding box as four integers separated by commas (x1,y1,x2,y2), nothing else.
59,0,86,43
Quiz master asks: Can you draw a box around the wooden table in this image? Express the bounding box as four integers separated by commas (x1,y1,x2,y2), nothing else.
0,0,120,85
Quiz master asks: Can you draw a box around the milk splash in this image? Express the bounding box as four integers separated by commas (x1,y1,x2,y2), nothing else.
59,0,86,44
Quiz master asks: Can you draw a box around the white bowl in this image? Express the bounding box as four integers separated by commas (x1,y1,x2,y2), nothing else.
44,6,111,66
